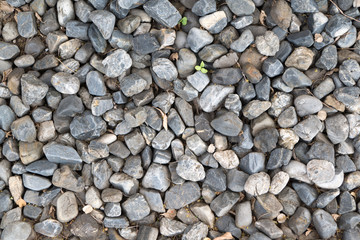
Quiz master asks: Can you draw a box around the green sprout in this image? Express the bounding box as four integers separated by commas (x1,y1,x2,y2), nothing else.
179,17,188,26
195,61,208,74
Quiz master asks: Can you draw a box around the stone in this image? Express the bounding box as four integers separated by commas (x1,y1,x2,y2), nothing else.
210,191,240,217
293,182,318,206
267,148,292,169
51,72,80,94
326,114,349,144
26,160,57,177
199,44,228,63
34,219,63,238
240,152,265,174
0,42,20,60
176,155,205,182
244,172,270,196
23,173,51,191
143,0,181,28
307,159,335,185
269,171,289,195
230,29,254,53
0,105,15,131
255,219,283,239
288,207,311,235
187,28,214,53
102,49,132,78
11,116,36,143
43,142,82,164
255,31,280,56
57,0,75,26
133,33,160,55
243,100,271,120
52,165,85,192
231,15,253,29
152,58,178,81
70,111,107,141
213,150,239,169
282,67,312,88
291,0,319,13
210,111,243,137
1,221,35,240
164,182,200,209
122,193,150,221
17,12,37,38
312,209,337,239
192,0,216,16
199,11,227,34
325,14,352,38
270,0,292,29
21,74,49,106
294,115,322,141
89,10,115,40
226,0,255,16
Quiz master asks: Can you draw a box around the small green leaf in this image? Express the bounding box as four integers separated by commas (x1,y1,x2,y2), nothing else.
201,68,208,74
195,65,201,71
200,61,205,68
182,17,187,25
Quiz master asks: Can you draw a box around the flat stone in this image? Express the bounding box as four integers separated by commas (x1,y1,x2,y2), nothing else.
17,12,37,38
210,111,243,137
210,191,240,217
143,0,181,28
226,0,255,16
307,159,335,185
43,142,82,164
164,182,201,209
313,209,337,239
23,173,52,191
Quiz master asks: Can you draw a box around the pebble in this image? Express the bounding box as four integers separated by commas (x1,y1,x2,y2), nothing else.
143,0,181,28
102,49,132,78
255,31,280,56
51,72,80,94
313,209,338,239
187,28,214,53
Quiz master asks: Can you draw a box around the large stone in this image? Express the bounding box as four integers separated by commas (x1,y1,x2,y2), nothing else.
102,49,132,78
21,74,49,106
143,0,181,28
164,182,201,209
56,191,79,223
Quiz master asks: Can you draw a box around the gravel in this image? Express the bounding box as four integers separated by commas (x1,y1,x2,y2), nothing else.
1,0,360,238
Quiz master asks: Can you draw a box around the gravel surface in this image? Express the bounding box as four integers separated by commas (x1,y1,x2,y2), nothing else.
1,0,360,239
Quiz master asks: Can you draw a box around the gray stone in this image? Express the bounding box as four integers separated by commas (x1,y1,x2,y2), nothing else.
23,173,52,191
122,193,150,221
56,191,78,223
210,191,240,217
70,111,107,141
57,0,75,26
192,0,216,16
21,74,49,106
52,165,85,192
291,0,318,13
160,218,187,236
51,72,80,94
199,44,228,63
187,28,214,53
25,160,57,177
312,209,337,239
211,111,243,137
110,172,139,195
255,219,283,239
255,31,280,56
199,11,227,34
143,0,181,28
240,152,265,174
288,207,311,235
17,12,37,38
293,115,322,141
293,182,318,206
176,155,205,182
339,59,360,86
102,49,132,78
43,142,82,164
0,42,20,60
164,182,201,209
1,221,35,240
139,188,165,213
325,14,352,38
316,189,340,208
11,116,36,143
88,24,107,53
294,95,323,117
152,58,178,81
133,33,160,55
282,67,312,88
326,114,349,144
103,216,129,229
243,100,271,120
89,10,115,40
0,105,15,131
226,0,255,16
92,159,112,190
200,85,235,112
